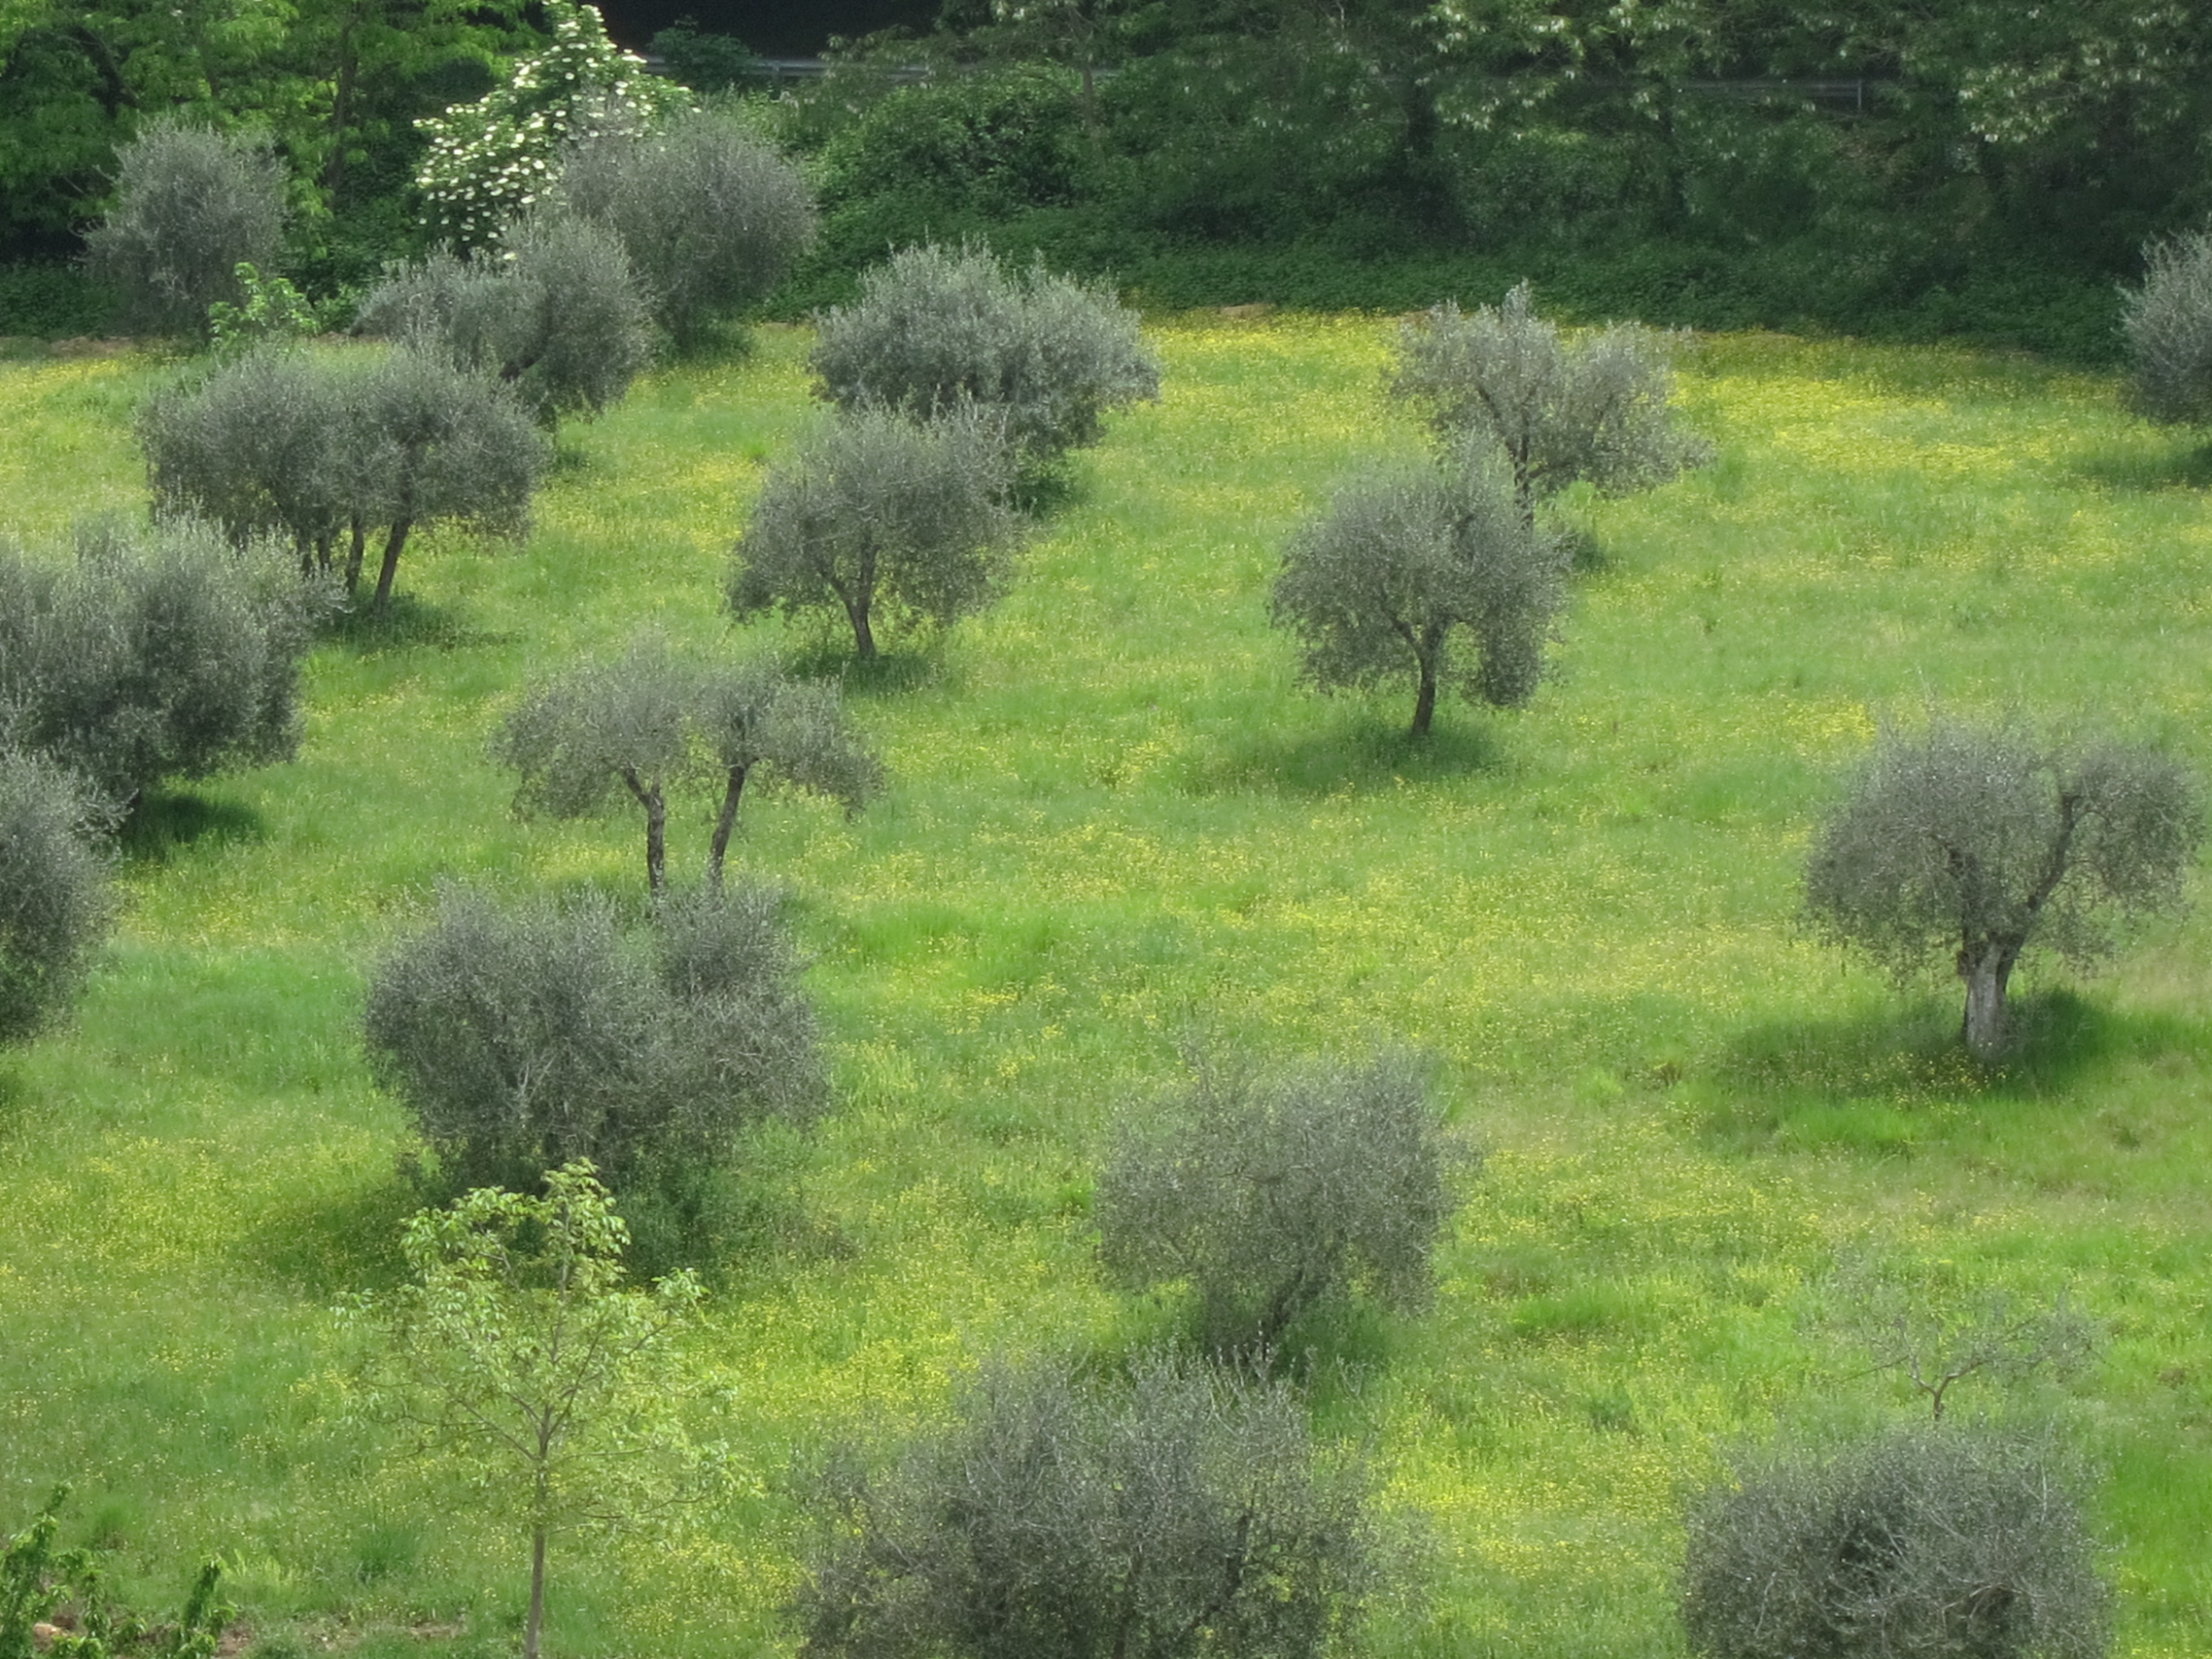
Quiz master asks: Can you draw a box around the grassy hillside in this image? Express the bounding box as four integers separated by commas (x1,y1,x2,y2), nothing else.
1,318,2209,1659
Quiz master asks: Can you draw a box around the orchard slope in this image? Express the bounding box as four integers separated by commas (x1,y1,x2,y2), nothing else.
0,318,2207,1658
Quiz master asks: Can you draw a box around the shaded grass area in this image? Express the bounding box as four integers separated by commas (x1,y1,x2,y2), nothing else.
1,319,2210,1655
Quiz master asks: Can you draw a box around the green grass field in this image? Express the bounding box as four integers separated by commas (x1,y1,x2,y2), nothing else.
2,317,2210,1658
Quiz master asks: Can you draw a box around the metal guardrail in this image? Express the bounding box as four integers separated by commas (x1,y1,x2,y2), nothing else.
643,56,1889,111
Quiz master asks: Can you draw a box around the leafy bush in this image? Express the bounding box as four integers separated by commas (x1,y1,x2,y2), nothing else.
363,883,828,1254
1681,1427,2108,1659
1390,282,1711,521
561,109,817,347
0,1486,231,1659
729,403,1019,660
649,19,768,95
495,637,880,891
1098,1051,1467,1353
810,243,1159,463
1272,438,1564,736
0,749,112,1044
0,519,329,805
82,116,287,339
1805,718,2200,1059
355,212,655,428
816,67,1096,226
414,0,693,250
796,1350,1377,1659
2122,227,2212,426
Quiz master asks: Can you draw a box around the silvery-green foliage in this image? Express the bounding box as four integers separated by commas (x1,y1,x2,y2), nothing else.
1805,718,2199,1057
561,110,817,346
1098,1051,1467,1354
346,344,551,605
2122,228,2212,426
1681,1427,2108,1659
356,212,654,428
413,0,694,250
1391,282,1711,518
797,1350,1377,1659
363,882,827,1205
1271,438,1563,736
697,655,882,885
139,346,352,571
811,244,1159,461
0,747,113,1043
0,519,327,805
494,636,880,891
729,403,1019,659
83,115,286,338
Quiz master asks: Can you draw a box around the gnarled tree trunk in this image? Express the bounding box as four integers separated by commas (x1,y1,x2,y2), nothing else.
706,762,750,891
1958,940,2020,1061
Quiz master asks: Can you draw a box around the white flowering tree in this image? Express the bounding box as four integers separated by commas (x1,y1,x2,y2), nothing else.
414,0,692,249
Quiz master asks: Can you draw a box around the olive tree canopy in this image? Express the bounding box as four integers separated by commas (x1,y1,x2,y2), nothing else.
0,746,113,1043
1682,1427,2108,1659
494,637,880,892
84,115,286,337
1390,282,1711,522
1805,718,2200,1059
0,519,327,805
561,110,817,347
797,1351,1377,1659
1098,1050,1467,1354
1271,438,1564,736
363,882,828,1257
729,404,1019,661
355,212,655,429
810,243,1159,463
2123,227,2212,427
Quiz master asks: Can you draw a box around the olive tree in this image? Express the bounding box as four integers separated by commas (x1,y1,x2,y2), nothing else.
355,211,655,429
139,345,548,607
2122,227,2212,427
1271,440,1563,737
347,346,550,607
83,115,286,337
0,748,113,1043
342,1162,711,1659
810,243,1160,464
797,1351,1377,1659
729,404,1019,660
561,110,817,348
0,520,327,805
139,346,349,575
363,883,825,1262
1805,719,2200,1060
494,637,880,893
1681,1427,2108,1659
1390,282,1711,523
1098,1051,1467,1355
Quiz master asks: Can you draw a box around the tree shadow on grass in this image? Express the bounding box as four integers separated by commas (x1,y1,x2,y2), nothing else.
780,635,952,699
119,789,266,865
327,593,517,655
1697,989,2203,1154
240,1168,419,1296
1183,713,1504,797
2068,435,2212,494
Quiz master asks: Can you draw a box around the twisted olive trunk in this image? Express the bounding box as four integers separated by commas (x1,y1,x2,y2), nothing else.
621,767,668,893
1396,619,1449,737
1959,941,2021,1061
706,762,751,891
